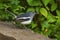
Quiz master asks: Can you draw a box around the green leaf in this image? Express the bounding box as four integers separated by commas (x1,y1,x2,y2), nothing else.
56,19,60,26
10,0,19,5
41,21,50,28
27,7,35,12
0,3,5,9
26,0,42,6
4,4,10,8
44,30,52,36
49,0,55,4
47,13,56,23
41,21,50,31
40,8,48,17
51,3,57,11
46,6,50,11
36,7,40,14
42,0,51,6
56,10,60,17
31,22,37,29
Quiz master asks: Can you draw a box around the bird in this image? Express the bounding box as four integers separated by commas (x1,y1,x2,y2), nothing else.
5,10,36,25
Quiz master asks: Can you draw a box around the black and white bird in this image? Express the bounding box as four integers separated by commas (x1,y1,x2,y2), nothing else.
6,10,36,25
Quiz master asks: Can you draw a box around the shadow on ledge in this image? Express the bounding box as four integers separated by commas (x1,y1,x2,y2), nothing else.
0,33,16,40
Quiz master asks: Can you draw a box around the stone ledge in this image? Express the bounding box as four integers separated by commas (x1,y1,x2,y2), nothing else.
0,21,52,40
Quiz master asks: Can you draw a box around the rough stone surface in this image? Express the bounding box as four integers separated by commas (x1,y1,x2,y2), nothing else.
0,21,53,40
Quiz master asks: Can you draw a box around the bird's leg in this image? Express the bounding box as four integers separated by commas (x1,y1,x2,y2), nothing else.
23,25,31,31
22,25,28,29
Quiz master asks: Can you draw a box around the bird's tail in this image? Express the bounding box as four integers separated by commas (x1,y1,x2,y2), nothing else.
5,9,17,18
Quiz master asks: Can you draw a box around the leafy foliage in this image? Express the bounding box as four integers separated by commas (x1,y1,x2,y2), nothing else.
0,0,60,40
27,0,42,6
